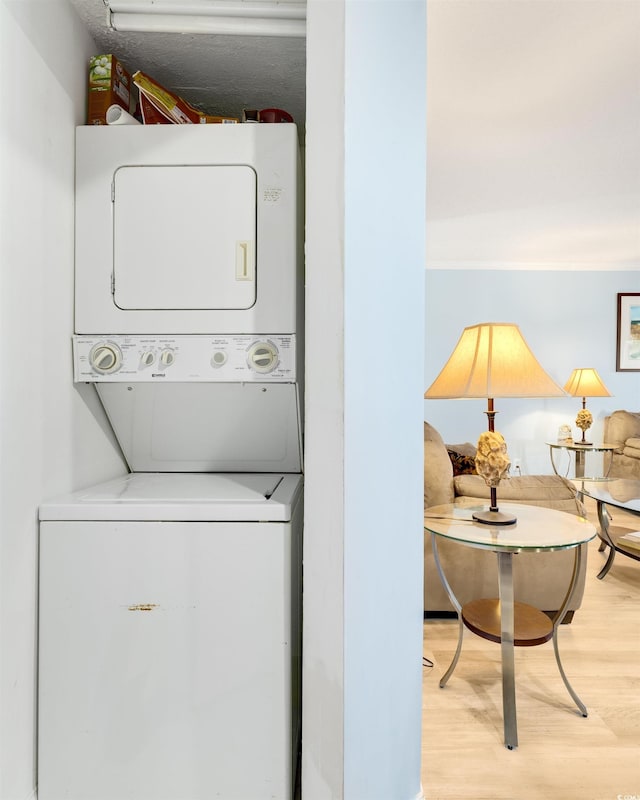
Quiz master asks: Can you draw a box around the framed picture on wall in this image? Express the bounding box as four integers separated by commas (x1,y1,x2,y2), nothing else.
617,293,640,371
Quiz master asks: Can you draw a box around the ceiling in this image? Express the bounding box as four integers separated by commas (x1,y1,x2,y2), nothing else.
69,0,307,130
426,0,640,269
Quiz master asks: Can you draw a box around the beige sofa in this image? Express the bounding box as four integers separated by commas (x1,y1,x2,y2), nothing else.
424,421,588,621
603,410,640,480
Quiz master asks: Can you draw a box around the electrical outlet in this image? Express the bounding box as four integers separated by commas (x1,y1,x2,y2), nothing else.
513,458,522,476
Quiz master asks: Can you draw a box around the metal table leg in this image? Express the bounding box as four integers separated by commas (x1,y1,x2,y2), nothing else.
595,500,617,579
434,539,519,748
497,551,518,750
430,534,464,688
550,544,588,715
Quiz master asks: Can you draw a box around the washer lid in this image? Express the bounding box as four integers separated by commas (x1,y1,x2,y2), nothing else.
39,473,302,522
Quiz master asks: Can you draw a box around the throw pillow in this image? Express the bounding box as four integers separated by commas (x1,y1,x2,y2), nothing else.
447,449,477,476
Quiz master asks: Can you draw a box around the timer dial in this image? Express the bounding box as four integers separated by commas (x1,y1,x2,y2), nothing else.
89,342,122,374
247,341,279,374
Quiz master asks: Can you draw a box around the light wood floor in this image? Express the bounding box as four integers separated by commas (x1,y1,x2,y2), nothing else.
421,499,640,800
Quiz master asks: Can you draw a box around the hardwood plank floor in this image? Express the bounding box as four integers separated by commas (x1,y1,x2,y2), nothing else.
421,499,640,800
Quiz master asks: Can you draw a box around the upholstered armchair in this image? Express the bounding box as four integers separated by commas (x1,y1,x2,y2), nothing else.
603,410,640,480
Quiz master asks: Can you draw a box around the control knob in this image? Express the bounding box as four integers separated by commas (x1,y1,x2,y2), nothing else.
89,342,122,374
211,351,228,368
160,349,175,367
247,341,279,374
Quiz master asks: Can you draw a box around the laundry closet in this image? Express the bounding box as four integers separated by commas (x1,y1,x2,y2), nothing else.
37,123,304,800
3,5,428,800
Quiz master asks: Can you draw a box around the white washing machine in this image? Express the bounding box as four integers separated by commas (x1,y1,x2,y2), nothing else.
38,125,304,800
38,472,303,800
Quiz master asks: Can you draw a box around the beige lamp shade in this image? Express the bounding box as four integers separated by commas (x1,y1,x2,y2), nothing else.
424,323,566,399
563,368,612,398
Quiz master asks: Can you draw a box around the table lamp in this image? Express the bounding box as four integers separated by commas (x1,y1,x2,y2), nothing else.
424,322,566,525
563,368,612,445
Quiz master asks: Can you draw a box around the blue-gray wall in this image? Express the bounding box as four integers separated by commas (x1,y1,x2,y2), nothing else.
344,2,426,797
425,269,640,475
303,1,426,798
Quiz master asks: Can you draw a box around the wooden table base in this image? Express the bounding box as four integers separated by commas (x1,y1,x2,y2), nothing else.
462,599,554,647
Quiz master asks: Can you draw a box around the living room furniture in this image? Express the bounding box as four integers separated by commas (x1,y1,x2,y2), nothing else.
547,441,617,480
603,410,640,480
425,501,596,750
575,478,640,578
424,421,588,619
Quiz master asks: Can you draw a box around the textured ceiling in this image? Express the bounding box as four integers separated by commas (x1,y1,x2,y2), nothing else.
69,0,306,133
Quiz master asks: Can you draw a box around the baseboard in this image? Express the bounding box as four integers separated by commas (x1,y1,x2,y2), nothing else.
425,609,575,624
424,610,457,620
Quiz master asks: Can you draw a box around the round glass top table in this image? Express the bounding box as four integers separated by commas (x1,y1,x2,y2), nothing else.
424,500,596,750
546,441,619,480
573,479,640,578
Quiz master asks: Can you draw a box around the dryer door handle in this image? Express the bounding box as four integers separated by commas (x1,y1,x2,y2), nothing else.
235,241,255,281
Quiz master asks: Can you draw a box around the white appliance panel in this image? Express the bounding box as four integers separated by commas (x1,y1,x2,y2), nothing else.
38,505,302,800
113,165,256,311
74,125,302,335
95,382,302,473
73,334,296,382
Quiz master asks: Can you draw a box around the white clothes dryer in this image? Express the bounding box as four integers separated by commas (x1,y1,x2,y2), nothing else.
74,124,303,337
38,472,302,800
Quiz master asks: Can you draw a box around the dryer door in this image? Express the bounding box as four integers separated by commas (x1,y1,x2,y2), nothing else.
112,165,256,311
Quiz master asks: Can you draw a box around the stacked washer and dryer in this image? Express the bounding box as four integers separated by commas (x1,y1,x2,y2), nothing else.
38,125,304,800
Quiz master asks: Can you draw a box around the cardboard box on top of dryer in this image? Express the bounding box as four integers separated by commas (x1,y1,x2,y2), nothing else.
133,71,239,124
87,55,132,125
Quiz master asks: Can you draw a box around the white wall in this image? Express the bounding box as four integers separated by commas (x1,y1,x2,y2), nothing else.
0,3,126,797
303,1,426,798
302,1,346,795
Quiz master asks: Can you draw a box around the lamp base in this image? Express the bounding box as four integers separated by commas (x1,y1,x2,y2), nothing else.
473,509,517,526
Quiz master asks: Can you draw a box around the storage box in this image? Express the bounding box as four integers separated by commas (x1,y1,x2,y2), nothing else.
87,55,132,125
134,71,238,124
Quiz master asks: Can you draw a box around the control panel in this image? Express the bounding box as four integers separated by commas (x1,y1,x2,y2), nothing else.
73,335,297,382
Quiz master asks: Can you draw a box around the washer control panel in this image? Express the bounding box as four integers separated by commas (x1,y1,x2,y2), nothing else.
73,335,297,382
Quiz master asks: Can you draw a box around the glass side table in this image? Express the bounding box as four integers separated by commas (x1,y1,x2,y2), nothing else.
546,441,619,480
424,501,596,750
574,479,640,578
